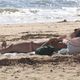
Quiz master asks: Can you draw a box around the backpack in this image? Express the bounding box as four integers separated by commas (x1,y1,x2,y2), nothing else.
35,45,55,56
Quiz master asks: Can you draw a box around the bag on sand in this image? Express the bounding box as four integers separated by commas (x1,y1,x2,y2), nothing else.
35,45,55,56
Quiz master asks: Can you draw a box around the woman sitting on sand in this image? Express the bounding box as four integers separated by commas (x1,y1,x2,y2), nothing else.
58,28,80,54
0,28,80,54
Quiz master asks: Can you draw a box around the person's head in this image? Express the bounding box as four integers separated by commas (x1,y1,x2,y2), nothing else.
70,28,80,38
74,28,80,37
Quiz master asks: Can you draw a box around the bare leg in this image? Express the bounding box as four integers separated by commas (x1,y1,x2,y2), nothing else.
1,41,7,49
0,42,44,54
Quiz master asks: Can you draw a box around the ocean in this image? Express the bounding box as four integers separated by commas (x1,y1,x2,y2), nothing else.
0,0,79,24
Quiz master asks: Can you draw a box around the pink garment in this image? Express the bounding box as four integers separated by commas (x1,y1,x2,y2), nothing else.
69,37,80,47
63,37,80,53
63,37,80,47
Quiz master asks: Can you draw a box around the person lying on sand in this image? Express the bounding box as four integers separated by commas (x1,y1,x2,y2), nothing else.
0,36,67,54
0,28,80,55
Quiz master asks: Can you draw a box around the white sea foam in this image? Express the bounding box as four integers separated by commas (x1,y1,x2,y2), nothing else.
0,7,79,24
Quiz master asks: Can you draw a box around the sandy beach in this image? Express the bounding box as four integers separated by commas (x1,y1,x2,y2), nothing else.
0,21,79,43
0,21,80,80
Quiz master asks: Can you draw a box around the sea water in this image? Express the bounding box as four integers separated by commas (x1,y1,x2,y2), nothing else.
0,7,79,24
0,0,79,24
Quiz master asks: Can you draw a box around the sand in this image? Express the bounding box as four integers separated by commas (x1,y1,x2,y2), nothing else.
0,55,80,80
0,21,80,80
0,21,79,43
